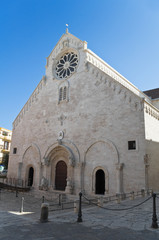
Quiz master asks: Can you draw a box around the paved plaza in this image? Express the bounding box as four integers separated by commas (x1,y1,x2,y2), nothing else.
1,191,159,239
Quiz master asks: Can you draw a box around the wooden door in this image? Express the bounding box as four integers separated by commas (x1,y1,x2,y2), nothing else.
55,161,67,191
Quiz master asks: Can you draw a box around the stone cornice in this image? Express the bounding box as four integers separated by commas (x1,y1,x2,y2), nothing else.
144,101,159,121
85,49,152,104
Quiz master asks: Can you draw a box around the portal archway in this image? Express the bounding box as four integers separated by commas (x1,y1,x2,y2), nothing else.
28,167,34,187
95,169,105,194
55,160,67,191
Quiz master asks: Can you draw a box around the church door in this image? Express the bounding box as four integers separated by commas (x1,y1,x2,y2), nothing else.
95,169,105,194
55,161,67,191
28,167,34,187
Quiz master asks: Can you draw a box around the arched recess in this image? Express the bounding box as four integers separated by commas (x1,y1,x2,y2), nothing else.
83,139,119,195
84,139,119,165
21,143,41,188
92,167,109,195
42,144,76,193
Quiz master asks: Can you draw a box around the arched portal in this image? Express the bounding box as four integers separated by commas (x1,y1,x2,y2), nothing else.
55,160,67,191
28,167,34,187
95,169,105,194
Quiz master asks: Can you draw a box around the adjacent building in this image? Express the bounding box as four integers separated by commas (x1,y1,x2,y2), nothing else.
7,30,159,196
0,127,12,166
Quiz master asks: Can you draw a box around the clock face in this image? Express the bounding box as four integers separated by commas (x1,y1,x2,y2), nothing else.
55,52,78,79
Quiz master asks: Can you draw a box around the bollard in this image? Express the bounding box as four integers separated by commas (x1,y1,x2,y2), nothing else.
42,196,45,203
151,193,158,229
20,197,24,213
130,191,134,200
77,192,82,222
40,203,49,223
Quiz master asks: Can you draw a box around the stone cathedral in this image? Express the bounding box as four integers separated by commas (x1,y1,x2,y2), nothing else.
8,30,159,197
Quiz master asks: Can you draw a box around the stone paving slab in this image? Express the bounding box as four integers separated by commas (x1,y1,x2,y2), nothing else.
1,191,159,239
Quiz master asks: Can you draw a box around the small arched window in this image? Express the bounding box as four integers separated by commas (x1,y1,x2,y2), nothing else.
63,87,67,100
59,86,68,103
59,87,63,101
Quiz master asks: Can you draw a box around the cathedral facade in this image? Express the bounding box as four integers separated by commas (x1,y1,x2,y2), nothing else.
8,31,159,196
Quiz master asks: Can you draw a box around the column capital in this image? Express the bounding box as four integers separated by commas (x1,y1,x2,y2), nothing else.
116,163,124,170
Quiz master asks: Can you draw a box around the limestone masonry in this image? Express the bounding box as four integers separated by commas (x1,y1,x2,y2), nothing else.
8,30,159,197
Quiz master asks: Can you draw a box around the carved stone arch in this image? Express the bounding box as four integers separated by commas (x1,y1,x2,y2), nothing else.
42,141,80,194
43,140,80,165
92,166,109,194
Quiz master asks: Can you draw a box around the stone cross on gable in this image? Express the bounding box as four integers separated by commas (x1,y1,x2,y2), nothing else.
58,114,67,126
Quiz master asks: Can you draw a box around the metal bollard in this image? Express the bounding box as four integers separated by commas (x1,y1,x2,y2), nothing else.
77,192,82,222
40,203,49,223
151,193,158,229
42,196,45,203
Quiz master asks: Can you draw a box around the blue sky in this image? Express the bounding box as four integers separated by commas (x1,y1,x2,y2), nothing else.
0,0,159,130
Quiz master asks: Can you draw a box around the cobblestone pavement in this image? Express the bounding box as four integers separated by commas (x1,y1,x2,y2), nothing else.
1,190,159,239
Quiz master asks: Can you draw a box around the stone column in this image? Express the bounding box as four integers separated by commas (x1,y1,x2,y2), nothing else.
116,163,124,195
144,154,150,190
80,162,85,193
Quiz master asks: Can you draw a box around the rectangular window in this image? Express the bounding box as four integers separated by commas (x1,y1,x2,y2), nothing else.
128,141,136,150
2,131,8,136
4,141,9,150
13,148,17,154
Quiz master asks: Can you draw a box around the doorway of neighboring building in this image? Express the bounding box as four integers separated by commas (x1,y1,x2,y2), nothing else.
55,160,67,191
95,169,105,194
28,167,34,187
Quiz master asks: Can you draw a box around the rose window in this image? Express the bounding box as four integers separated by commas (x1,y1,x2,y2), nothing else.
55,52,78,79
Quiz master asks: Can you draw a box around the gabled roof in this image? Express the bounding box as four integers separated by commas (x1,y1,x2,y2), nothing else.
143,88,159,100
